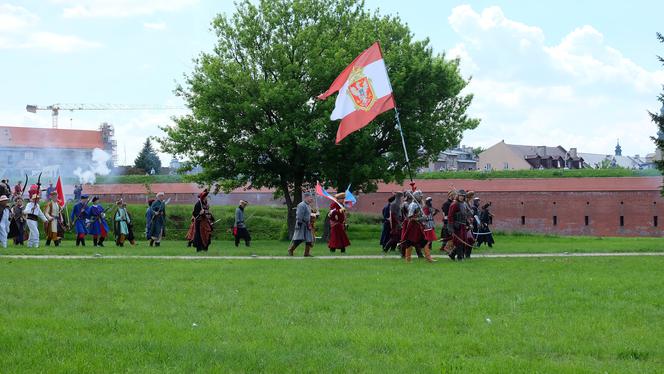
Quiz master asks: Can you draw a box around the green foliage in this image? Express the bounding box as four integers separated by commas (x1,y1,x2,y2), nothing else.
651,32,664,195
158,0,479,231
133,138,162,174
418,168,661,180
1,257,663,372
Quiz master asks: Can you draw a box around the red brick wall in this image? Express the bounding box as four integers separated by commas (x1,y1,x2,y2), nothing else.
353,190,664,237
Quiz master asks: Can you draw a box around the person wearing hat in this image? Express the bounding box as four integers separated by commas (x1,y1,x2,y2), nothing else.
234,199,251,247
400,192,424,259
23,194,48,248
10,197,26,245
288,191,317,257
380,194,395,252
400,190,431,262
382,191,403,253
328,192,350,253
447,189,474,261
440,189,456,253
148,192,167,247
114,199,131,247
86,196,110,247
421,196,439,262
44,191,65,247
70,194,90,246
145,198,156,241
0,195,10,248
188,190,214,252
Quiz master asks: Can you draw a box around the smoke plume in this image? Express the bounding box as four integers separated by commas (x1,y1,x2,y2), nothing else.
74,148,111,184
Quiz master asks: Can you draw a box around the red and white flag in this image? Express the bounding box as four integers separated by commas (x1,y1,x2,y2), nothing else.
318,42,395,143
55,176,65,207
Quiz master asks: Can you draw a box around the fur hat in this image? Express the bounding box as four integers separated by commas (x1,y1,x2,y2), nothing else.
457,189,467,197
335,192,346,200
239,199,249,206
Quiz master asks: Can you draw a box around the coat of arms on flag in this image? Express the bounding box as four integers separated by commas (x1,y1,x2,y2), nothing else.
347,67,376,111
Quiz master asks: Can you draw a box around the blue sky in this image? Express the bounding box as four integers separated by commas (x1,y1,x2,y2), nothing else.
1,0,663,165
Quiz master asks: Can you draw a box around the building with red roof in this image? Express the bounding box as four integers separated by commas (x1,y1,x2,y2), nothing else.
0,124,116,180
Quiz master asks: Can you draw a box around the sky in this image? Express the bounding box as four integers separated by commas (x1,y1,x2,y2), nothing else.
1,0,663,166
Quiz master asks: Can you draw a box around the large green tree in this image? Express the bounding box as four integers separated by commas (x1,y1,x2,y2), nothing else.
652,33,664,194
160,0,479,233
134,138,162,174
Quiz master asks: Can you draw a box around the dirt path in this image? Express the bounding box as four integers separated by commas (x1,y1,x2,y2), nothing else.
1,252,663,260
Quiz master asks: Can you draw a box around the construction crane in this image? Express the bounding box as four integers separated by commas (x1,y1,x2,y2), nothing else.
25,103,185,128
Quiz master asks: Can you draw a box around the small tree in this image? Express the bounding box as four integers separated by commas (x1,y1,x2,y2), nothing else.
134,138,162,174
650,33,664,195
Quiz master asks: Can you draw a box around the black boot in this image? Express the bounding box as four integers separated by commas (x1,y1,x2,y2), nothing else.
55,240,60,247
46,239,51,246
155,242,160,247
93,237,98,247
149,239,154,247
81,238,86,247
98,237,105,247
76,237,80,247
415,247,424,258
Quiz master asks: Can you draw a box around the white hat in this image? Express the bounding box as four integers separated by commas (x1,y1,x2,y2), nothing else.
0,195,8,202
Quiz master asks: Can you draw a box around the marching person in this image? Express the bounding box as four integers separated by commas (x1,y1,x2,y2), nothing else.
43,191,65,247
145,198,155,241
23,194,48,248
422,197,439,262
10,197,26,245
0,195,10,248
464,191,478,258
87,196,110,247
13,181,22,199
288,191,318,257
379,195,394,251
400,190,434,263
70,194,89,246
447,189,474,261
328,193,350,253
114,199,131,247
123,201,137,246
189,189,214,252
383,191,403,253
439,190,455,253
148,193,167,247
0,180,10,199
234,200,251,247
476,202,495,248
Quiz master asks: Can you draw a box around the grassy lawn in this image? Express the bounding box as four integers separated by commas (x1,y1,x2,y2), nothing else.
0,256,662,373
0,234,662,257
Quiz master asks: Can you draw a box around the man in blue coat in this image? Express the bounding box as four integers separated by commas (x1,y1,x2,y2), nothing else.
86,196,110,247
70,194,89,246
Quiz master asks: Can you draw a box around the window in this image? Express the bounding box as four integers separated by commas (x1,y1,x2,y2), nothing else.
553,216,557,226
585,216,589,226
619,216,624,227
521,216,526,225
485,163,492,171
503,162,509,170
24,151,33,160
655,216,658,227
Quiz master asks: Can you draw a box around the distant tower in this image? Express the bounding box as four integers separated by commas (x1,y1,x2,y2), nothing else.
615,139,622,156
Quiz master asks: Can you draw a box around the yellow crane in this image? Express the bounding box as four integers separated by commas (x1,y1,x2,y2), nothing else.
25,103,185,128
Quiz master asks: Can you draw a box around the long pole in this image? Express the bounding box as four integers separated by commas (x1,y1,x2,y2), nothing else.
394,107,414,183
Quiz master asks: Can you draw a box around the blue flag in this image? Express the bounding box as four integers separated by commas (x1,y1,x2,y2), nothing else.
344,184,357,207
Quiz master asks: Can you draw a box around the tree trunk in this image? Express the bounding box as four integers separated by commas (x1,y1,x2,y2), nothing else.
282,181,302,240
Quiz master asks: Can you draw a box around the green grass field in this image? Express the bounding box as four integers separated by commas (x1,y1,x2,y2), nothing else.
1,256,662,373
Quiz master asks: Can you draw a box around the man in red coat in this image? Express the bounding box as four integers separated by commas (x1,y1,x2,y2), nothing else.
328,193,350,253
400,190,430,262
447,189,473,261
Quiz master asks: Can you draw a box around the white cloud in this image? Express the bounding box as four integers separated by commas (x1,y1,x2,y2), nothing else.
25,31,101,52
0,4,39,32
449,5,664,157
53,0,198,18
0,3,101,52
143,22,167,31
